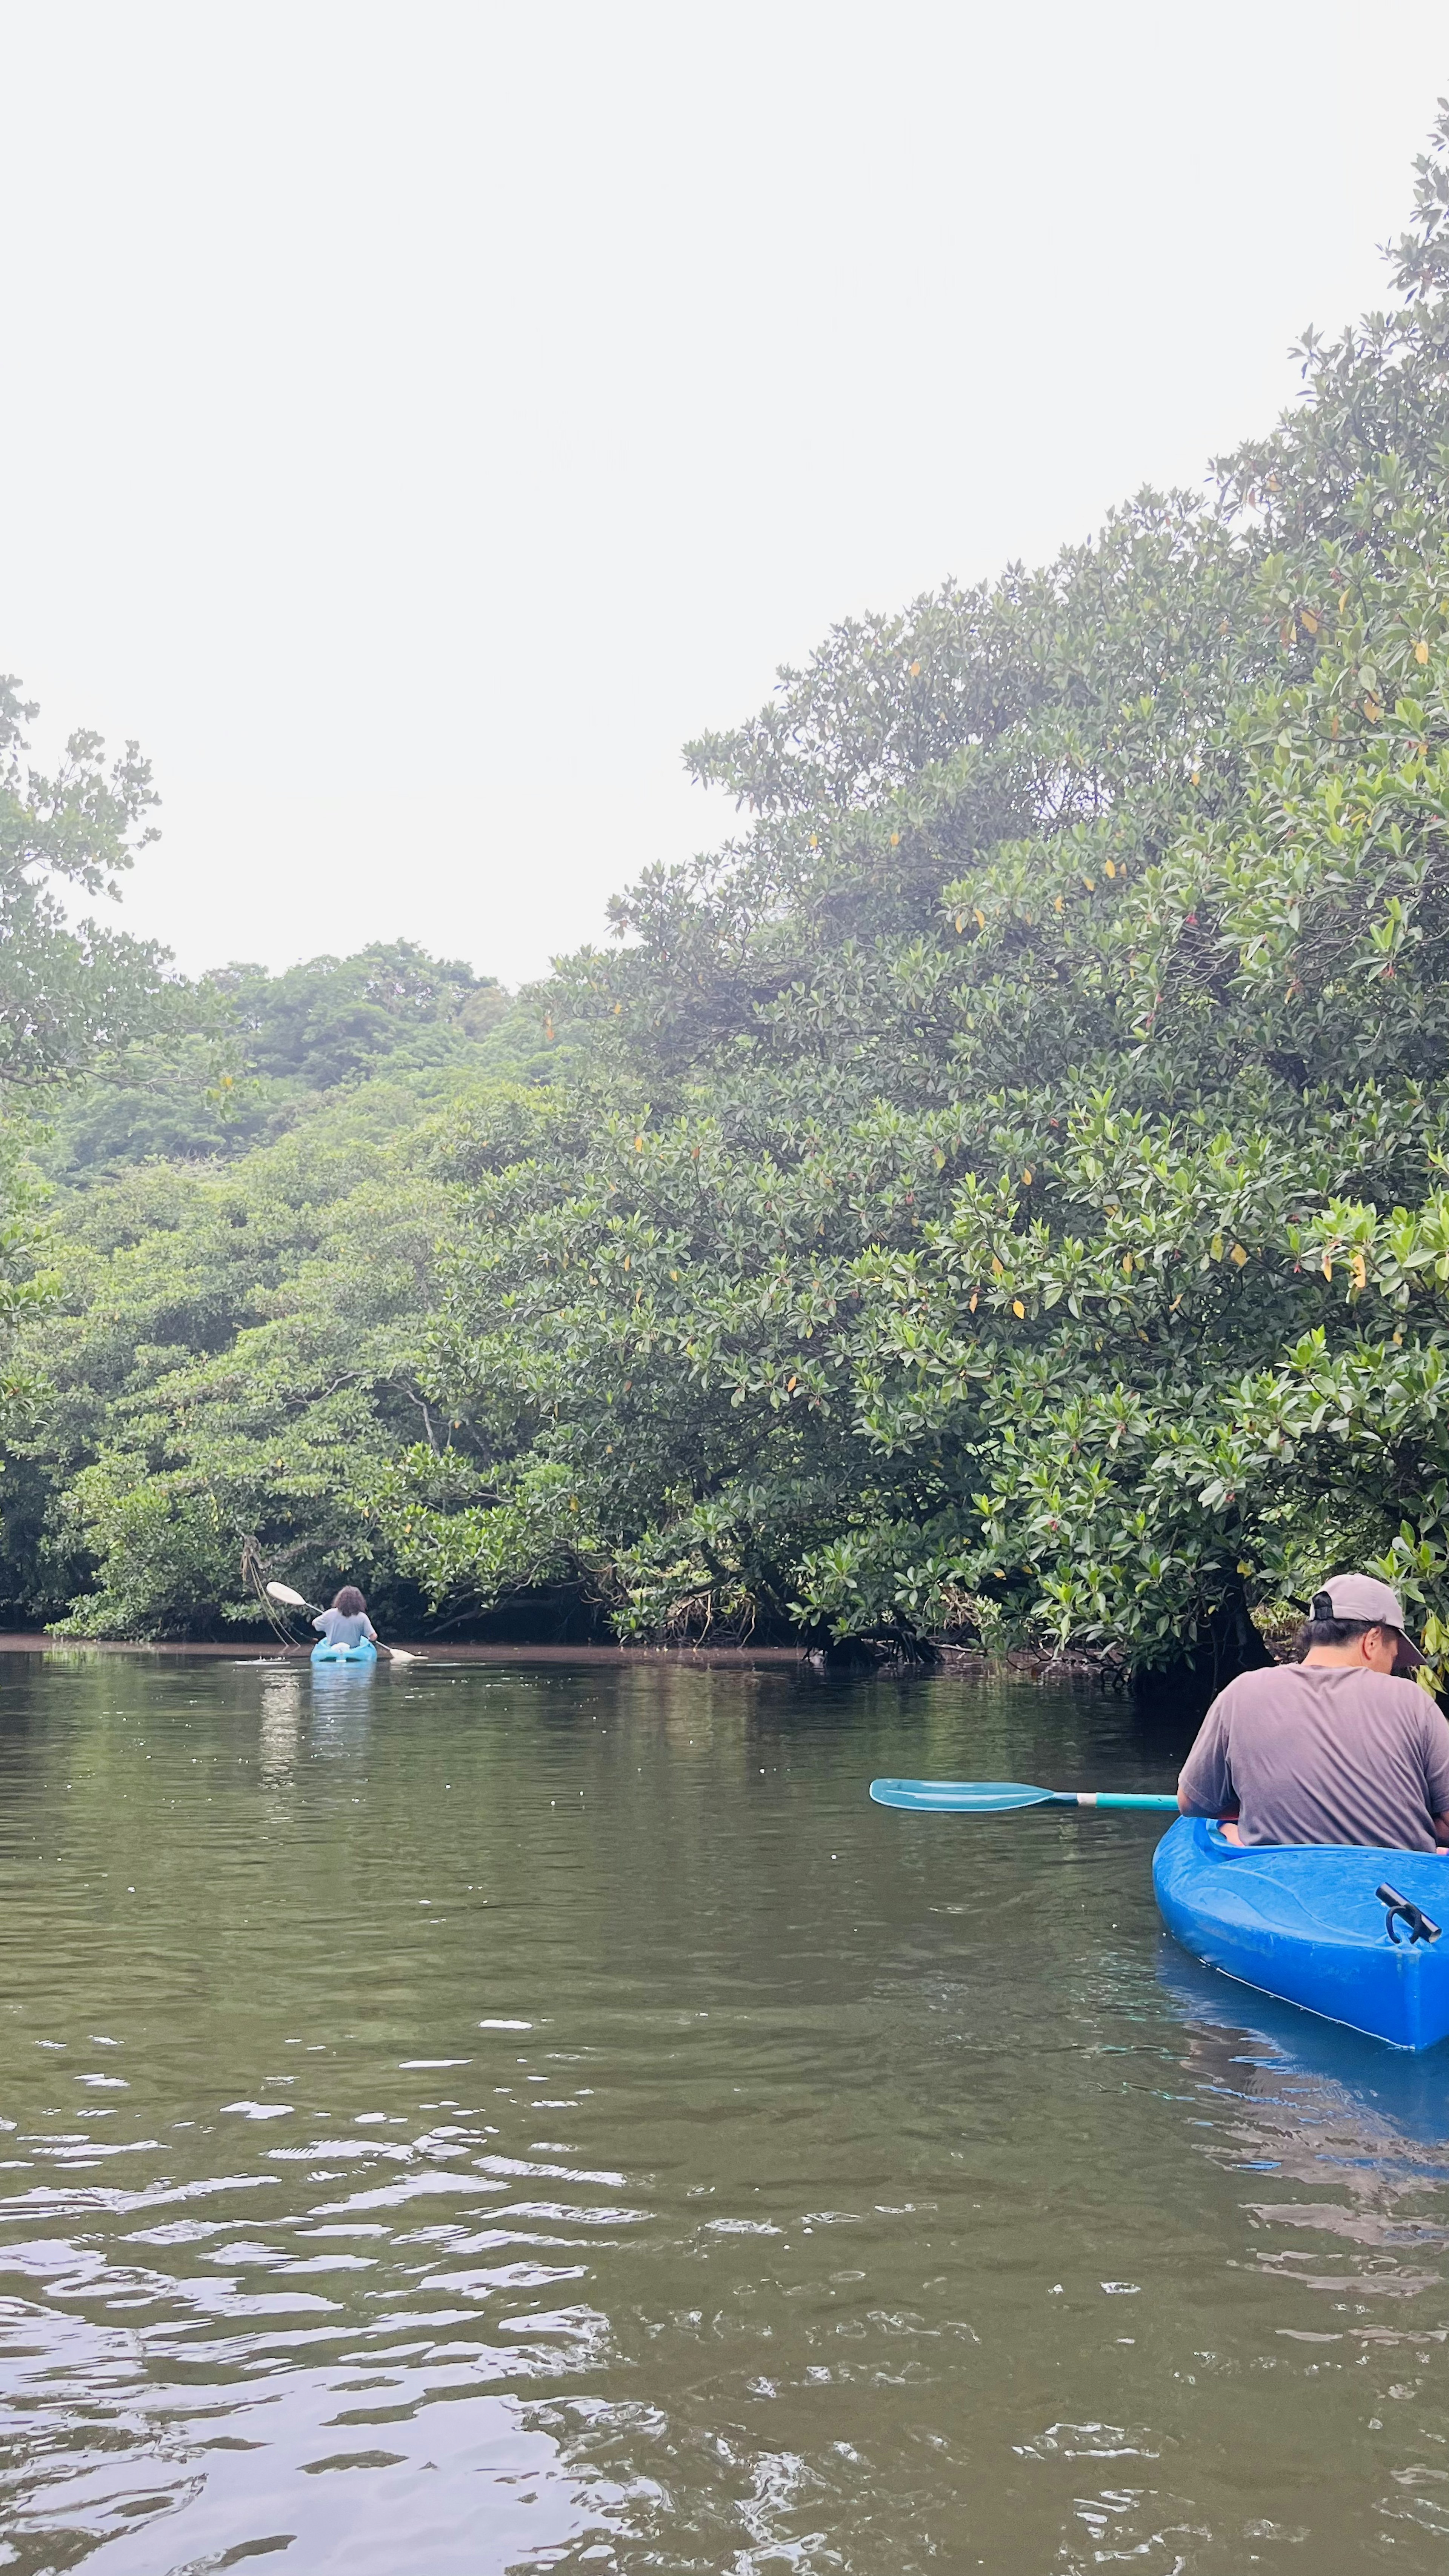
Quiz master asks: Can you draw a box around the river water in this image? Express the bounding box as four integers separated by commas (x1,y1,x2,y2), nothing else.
0,1651,1446,2573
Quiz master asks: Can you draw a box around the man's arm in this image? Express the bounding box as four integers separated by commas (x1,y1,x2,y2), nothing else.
1419,1704,1449,1849
1176,1700,1232,1816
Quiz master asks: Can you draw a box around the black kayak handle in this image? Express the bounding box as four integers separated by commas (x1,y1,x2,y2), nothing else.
1377,1883,1443,1946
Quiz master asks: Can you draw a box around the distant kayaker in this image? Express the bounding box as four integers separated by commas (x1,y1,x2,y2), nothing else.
1177,1572,1449,1851
313,1586,391,1660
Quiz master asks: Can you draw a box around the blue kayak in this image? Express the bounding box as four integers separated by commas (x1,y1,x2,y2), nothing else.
1154,1815,1449,2051
310,1638,377,1666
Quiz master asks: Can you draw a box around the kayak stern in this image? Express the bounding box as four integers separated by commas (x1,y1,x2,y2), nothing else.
1153,1815,1449,2052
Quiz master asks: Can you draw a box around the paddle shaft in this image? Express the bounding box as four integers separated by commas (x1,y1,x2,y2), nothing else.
1053,1792,1178,1811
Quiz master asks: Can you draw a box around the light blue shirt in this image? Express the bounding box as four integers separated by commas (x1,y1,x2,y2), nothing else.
313,1610,377,1648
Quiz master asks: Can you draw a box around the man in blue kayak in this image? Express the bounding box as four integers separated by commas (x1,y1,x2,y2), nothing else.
1177,1572,1449,1850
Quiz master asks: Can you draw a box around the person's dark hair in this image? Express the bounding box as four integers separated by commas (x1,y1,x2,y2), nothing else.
1294,1589,1383,1657
332,1585,366,1616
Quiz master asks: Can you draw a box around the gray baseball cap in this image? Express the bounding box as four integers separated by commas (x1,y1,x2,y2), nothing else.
1318,1572,1425,1671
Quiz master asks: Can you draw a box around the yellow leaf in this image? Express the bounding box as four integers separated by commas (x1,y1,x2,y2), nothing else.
1338,589,1349,612
1021,1168,1032,1186
634,1135,645,1150
1351,1252,1367,1292
1210,1233,1224,1260
1230,1243,1248,1268
1321,1251,1332,1280
955,915,964,933
890,830,901,846
969,1293,978,1313
1417,639,1431,665
671,1269,680,1281
974,907,986,929
787,1374,797,1391
571,1496,580,1513
1054,895,1064,914
1012,1299,1025,1318
1300,608,1319,635
1104,858,1116,878
991,1256,1004,1277
1236,1559,1253,1576
624,1253,631,1270
909,660,922,676
1083,877,1096,892
1364,697,1383,721
1122,1252,1133,1275
614,1001,623,1015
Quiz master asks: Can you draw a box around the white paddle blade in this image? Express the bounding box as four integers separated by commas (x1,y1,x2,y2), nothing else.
386,1646,421,1664
869,1778,1054,1813
266,1582,308,1608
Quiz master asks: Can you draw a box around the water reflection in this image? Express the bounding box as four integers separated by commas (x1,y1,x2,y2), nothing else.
6,1655,1449,2571
1158,1936,1449,2428
1159,1938,1449,2151
307,1659,378,1761
259,1669,303,1787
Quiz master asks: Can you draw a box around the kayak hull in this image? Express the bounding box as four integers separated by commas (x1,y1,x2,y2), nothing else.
1154,1815,1449,2052
311,1639,377,1666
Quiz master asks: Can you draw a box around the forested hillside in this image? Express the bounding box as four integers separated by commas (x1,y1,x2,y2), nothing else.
7,120,1449,1679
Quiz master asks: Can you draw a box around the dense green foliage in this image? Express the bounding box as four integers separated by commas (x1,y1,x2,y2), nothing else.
0,675,168,1087
0,960,534,1633
43,939,511,1178
8,123,1449,1673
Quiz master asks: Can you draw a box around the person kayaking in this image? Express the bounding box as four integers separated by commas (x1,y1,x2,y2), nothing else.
1177,1572,1449,1851
312,1586,391,1660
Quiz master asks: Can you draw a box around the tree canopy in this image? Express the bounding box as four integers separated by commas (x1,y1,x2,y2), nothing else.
356,114,1449,1683
0,675,169,1087
8,118,1449,1681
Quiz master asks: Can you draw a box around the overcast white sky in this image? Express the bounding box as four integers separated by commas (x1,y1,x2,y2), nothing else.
2,3,1445,990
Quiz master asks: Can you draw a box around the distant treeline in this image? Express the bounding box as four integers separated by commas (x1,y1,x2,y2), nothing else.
6,120,1449,1684
43,941,517,1180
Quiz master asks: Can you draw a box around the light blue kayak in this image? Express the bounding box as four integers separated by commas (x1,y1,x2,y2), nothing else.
1154,1816,1449,2052
310,1638,377,1666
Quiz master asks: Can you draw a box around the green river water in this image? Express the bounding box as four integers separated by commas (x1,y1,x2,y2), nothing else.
0,1649,1447,2574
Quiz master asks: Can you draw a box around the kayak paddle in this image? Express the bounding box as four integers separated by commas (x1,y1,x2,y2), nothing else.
265,1581,422,1664
869,1777,1178,1813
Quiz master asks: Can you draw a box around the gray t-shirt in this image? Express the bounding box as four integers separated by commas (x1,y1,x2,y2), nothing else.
1178,1663,1449,1850
313,1610,377,1649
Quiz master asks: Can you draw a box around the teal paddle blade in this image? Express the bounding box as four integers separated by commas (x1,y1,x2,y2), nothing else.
869,1778,1055,1812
